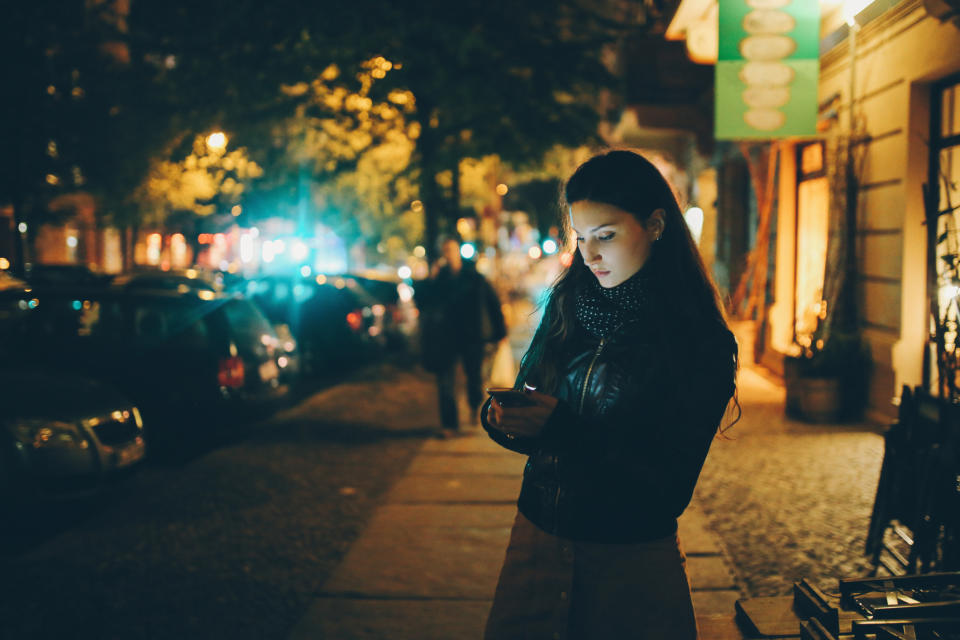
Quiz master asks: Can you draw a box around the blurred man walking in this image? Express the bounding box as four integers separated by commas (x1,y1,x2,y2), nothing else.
417,237,507,437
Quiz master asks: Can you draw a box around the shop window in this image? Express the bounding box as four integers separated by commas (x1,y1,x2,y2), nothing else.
794,142,829,350
927,75,960,398
941,82,960,138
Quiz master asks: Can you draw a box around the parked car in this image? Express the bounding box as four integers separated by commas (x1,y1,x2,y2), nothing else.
346,272,418,351
22,263,113,288
244,274,383,375
0,287,291,450
112,268,222,294
0,270,28,291
0,370,145,506
272,322,301,385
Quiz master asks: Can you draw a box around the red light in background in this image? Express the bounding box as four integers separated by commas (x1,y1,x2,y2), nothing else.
346,310,363,332
198,234,213,244
560,252,574,267
217,356,245,388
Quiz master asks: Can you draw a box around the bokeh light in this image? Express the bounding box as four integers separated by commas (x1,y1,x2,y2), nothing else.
684,206,704,245
206,131,227,151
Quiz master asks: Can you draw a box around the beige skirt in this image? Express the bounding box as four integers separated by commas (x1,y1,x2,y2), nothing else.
484,510,698,640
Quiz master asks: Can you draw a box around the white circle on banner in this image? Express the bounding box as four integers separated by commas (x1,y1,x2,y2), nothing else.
746,0,791,8
743,10,796,35
740,35,797,60
744,109,787,130
739,61,795,86
743,86,791,109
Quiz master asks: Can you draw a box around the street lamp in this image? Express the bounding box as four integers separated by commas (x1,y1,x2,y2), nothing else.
206,131,227,152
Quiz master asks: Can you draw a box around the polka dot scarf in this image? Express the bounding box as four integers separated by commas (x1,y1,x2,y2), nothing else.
575,267,654,339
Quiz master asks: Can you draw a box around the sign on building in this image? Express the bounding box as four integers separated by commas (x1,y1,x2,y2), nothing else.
715,0,820,140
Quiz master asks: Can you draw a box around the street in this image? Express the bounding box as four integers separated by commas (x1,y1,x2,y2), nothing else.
0,348,890,639
5,1,960,636
694,364,886,597
0,363,431,640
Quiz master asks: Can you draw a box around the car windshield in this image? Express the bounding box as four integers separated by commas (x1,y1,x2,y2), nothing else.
0,291,216,353
117,272,219,292
221,298,275,346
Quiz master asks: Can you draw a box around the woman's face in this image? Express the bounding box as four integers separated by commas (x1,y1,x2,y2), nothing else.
569,200,661,288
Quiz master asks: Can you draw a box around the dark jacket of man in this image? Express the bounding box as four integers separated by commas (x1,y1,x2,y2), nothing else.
416,262,507,371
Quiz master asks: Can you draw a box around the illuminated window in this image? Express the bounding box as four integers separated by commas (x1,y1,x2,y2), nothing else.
794,142,829,348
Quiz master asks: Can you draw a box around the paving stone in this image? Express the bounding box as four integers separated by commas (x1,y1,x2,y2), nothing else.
365,504,517,530
406,454,526,476
420,432,518,455
386,473,522,504
692,590,743,617
290,597,745,640
323,524,510,599
687,555,738,591
679,509,723,555
697,614,747,640
288,599,492,640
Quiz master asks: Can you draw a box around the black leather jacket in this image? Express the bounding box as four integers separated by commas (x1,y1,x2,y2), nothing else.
482,314,737,543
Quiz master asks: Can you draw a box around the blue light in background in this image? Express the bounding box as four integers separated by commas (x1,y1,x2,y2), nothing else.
460,243,476,260
262,240,276,263
292,241,309,262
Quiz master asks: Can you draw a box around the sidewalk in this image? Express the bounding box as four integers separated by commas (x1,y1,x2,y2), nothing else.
289,417,744,639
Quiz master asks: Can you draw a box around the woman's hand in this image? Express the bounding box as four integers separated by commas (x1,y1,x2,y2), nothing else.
488,390,558,438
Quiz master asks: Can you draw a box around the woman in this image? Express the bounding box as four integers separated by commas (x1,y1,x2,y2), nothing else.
482,149,740,639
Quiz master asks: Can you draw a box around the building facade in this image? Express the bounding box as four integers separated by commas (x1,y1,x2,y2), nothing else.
670,0,960,422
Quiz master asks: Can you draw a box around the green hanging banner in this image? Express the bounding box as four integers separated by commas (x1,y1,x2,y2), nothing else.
715,0,820,140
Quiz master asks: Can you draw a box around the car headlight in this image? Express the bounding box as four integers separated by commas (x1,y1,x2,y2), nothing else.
9,419,84,448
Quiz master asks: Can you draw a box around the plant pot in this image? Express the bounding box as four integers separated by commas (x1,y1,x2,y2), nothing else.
783,355,804,418
799,376,842,423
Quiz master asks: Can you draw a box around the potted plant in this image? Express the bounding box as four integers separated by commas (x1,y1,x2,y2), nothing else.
784,330,871,423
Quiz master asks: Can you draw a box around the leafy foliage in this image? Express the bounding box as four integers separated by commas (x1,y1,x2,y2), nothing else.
1,1,179,231
126,0,630,254
6,0,640,263
135,134,263,224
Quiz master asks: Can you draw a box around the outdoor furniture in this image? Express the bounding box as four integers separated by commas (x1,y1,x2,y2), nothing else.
735,572,960,638
865,385,960,575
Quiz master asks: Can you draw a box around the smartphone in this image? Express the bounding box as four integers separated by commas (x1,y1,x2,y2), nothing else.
486,387,536,407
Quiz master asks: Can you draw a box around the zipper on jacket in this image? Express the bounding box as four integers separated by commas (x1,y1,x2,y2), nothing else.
556,323,623,532
554,337,604,532
577,321,625,413
578,337,607,414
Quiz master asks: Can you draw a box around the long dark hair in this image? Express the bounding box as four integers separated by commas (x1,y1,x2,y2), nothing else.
518,149,740,429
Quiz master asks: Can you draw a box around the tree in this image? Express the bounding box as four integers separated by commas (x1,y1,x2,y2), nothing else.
1,1,190,268
354,0,630,260
239,58,419,251
134,133,263,224
125,0,636,262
